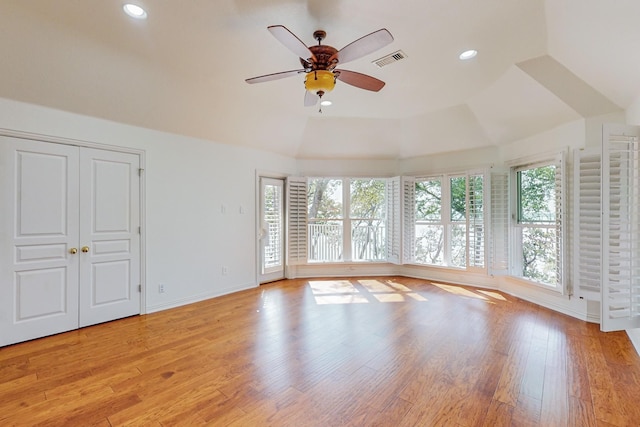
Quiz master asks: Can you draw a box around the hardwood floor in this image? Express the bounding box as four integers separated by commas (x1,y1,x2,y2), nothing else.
1,277,639,426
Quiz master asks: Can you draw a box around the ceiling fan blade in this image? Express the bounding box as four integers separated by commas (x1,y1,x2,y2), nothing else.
335,69,385,92
245,69,305,84
304,90,318,107
336,29,394,65
268,25,316,62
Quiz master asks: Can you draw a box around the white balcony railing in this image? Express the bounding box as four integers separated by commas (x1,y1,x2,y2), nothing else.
308,222,385,262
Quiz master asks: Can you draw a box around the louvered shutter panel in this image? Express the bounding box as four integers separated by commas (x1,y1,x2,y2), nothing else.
467,173,485,268
490,172,509,275
601,125,640,331
286,177,307,265
573,148,601,298
402,177,416,264
554,151,567,293
386,177,401,264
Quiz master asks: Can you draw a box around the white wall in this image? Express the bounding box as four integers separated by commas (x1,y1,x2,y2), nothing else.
0,97,297,313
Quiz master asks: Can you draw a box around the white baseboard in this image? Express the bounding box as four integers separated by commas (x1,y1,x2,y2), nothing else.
145,282,257,314
627,329,640,357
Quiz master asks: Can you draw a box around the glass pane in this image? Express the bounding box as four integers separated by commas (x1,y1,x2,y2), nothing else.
521,226,557,285
350,179,386,219
308,220,343,262
263,184,282,268
414,224,444,265
308,178,343,219
352,219,386,261
450,224,466,267
518,165,556,223
415,179,441,221
450,176,466,221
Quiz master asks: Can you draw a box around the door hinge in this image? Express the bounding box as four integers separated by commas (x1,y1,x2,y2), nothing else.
138,226,141,234
138,284,142,293
138,168,144,176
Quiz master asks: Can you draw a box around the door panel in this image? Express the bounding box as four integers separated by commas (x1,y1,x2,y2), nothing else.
79,148,140,327
259,177,285,283
0,138,80,346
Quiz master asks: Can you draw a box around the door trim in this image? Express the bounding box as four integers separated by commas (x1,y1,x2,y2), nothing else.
0,128,147,315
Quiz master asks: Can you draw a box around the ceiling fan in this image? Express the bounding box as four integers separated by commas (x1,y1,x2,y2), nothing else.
245,25,394,107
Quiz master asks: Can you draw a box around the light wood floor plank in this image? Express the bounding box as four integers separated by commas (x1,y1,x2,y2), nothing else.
0,276,639,426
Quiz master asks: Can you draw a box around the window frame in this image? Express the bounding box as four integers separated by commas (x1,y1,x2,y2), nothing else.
410,171,487,271
306,177,391,263
509,157,565,292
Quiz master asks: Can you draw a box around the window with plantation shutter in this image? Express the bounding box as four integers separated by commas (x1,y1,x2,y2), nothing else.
490,172,509,275
573,148,601,298
601,125,640,332
386,177,401,264
402,176,415,264
286,177,307,265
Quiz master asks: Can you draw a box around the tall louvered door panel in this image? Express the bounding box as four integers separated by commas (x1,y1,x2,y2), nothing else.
286,177,307,274
385,177,401,264
401,177,415,264
489,172,509,276
601,125,640,332
467,173,486,270
573,148,602,300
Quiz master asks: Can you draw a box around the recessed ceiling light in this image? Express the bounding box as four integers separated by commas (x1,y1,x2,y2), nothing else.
459,49,478,60
123,4,147,19
320,100,332,106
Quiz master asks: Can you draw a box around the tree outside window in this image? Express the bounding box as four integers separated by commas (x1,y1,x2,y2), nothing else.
307,178,387,262
413,174,483,268
515,164,558,285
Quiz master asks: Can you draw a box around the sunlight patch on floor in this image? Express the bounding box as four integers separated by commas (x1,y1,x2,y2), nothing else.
309,279,428,305
309,280,358,294
477,290,508,301
431,283,504,304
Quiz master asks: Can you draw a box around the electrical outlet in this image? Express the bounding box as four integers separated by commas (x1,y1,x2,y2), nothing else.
222,266,228,276
159,284,165,293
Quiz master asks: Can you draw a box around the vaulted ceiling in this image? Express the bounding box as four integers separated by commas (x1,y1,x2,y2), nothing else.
1,0,638,159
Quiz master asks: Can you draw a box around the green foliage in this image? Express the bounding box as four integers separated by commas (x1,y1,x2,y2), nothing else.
415,179,441,220
350,179,386,218
450,176,466,221
518,165,556,223
307,178,342,220
522,227,557,284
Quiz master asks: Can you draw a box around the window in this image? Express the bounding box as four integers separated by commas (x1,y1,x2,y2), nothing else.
307,178,388,262
512,161,563,288
308,178,343,262
350,179,386,261
411,173,485,269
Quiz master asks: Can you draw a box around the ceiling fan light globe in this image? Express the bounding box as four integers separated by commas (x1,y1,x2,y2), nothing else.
304,70,335,93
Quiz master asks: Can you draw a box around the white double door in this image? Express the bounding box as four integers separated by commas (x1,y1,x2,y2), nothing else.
0,137,141,347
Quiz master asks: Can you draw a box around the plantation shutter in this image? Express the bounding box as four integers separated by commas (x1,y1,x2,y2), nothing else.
489,171,509,275
286,177,307,265
467,173,485,268
601,125,640,331
402,177,416,264
385,177,402,264
554,151,567,294
573,148,602,298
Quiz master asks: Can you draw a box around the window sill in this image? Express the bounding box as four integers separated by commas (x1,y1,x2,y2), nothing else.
505,275,565,296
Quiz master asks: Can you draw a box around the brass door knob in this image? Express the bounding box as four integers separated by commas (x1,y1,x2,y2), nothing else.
69,248,78,254
81,246,90,253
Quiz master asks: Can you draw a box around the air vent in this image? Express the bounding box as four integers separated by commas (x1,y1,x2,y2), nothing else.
372,50,407,68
